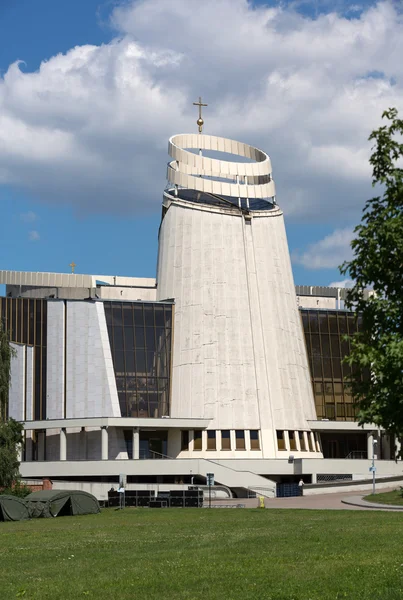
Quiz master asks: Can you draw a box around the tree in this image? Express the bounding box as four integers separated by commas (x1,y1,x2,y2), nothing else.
340,107,403,439
0,418,24,489
0,320,15,421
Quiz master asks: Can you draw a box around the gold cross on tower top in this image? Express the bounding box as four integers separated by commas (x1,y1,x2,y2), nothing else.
193,96,208,133
69,261,77,274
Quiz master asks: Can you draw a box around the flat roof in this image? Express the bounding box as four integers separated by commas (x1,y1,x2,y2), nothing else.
0,270,156,290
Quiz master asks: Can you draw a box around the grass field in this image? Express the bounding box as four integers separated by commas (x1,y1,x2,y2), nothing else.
364,489,403,506
1,508,403,600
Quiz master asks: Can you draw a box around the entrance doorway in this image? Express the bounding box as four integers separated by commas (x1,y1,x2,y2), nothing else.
140,430,168,459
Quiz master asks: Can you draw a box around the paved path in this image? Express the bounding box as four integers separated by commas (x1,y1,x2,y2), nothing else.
341,495,403,511
263,488,400,511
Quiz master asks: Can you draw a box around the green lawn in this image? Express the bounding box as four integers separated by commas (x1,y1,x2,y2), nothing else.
364,489,403,506
1,508,403,600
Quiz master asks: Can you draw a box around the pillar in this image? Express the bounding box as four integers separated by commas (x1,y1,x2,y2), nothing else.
132,427,140,460
60,428,67,461
101,426,109,460
311,473,317,484
16,443,23,463
367,432,374,460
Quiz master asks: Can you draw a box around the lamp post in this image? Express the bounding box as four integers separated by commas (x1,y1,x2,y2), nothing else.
372,438,377,495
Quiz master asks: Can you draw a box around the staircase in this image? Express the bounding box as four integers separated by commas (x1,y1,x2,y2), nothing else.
197,459,276,498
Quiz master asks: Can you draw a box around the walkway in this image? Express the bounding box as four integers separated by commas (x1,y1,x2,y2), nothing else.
262,488,400,511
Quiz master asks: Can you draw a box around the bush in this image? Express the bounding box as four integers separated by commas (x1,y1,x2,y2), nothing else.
2,481,31,498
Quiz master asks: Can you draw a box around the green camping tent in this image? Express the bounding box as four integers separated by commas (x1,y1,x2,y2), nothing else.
26,490,100,518
0,495,30,522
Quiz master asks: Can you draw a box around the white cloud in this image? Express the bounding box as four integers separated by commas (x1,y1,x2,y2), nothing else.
0,0,402,221
293,227,353,269
20,211,37,222
28,230,40,241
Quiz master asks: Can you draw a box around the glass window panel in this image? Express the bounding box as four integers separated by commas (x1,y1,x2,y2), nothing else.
336,403,346,419
135,350,146,373
289,431,297,450
135,326,145,348
305,335,312,359
318,313,329,333
125,352,135,373
340,339,350,359
330,335,341,357
250,430,260,450
123,305,134,327
144,305,154,327
154,306,165,327
309,313,319,333
164,306,172,328
124,328,135,352
114,351,125,374
28,299,35,345
310,334,320,353
145,327,156,351
113,327,124,351
324,382,333,401
22,299,28,343
133,305,144,326
334,382,343,396
146,351,156,375
35,301,42,346
325,403,335,419
126,377,137,391
235,430,245,450
338,314,348,334
104,304,112,327
147,377,157,391
207,430,216,450
193,430,202,451
313,356,322,379
148,393,159,418
221,430,231,450
299,432,306,451
301,312,309,331
321,335,330,357
118,392,127,417
277,430,286,451
112,304,123,327
332,358,342,379
115,376,126,392
347,315,357,334
322,357,332,379
328,313,338,334
138,393,148,417
181,430,189,451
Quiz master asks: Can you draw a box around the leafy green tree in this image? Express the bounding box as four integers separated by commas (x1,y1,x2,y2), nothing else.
340,107,403,439
0,418,24,489
0,320,15,421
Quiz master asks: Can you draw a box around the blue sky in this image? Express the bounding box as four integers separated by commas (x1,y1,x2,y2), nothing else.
0,0,400,290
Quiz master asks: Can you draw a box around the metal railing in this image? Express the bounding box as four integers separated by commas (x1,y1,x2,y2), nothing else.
345,451,367,459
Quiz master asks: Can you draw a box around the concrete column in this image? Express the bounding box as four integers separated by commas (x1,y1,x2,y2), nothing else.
132,427,140,460
311,473,317,484
60,428,67,461
367,433,374,460
101,426,109,460
283,430,290,452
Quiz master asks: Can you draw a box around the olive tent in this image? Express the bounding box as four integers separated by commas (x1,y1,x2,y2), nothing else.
0,495,30,522
26,490,100,518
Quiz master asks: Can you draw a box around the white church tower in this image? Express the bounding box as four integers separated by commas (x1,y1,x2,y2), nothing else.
157,100,321,459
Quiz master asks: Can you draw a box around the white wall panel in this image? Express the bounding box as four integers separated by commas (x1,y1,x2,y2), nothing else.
25,346,34,421
65,302,121,418
9,343,25,421
46,301,65,419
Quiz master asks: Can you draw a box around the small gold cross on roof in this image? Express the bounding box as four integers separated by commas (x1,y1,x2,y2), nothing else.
69,261,77,274
193,96,208,133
